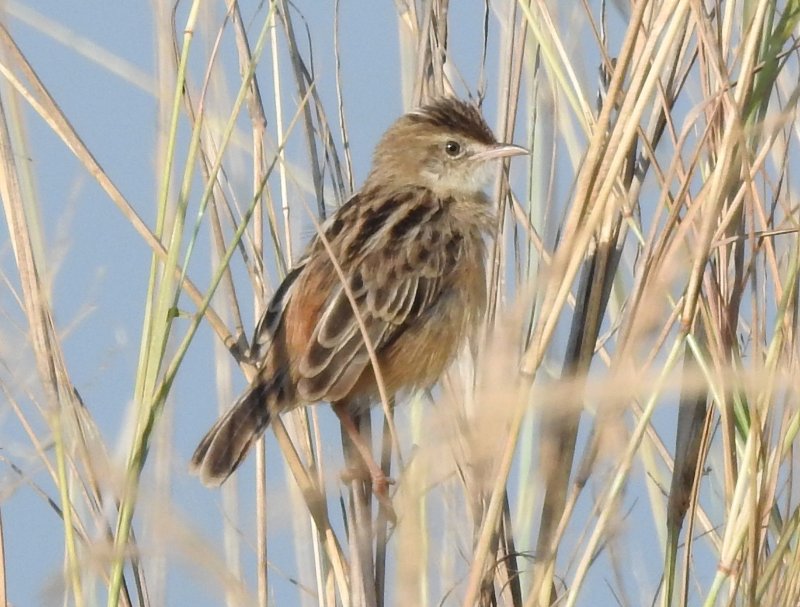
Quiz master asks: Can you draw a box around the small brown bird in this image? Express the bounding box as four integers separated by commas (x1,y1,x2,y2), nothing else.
191,97,526,496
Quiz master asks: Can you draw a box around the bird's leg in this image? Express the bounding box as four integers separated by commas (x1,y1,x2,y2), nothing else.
333,402,395,518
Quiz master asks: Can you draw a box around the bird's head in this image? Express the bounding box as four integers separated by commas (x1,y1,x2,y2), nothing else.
367,97,527,196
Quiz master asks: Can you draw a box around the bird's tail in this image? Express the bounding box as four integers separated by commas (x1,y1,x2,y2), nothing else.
190,381,276,486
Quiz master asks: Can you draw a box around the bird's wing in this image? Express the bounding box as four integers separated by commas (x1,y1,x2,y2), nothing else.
296,192,463,402
249,192,363,361
250,263,306,362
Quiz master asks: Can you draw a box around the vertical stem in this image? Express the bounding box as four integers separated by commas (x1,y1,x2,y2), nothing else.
0,508,6,607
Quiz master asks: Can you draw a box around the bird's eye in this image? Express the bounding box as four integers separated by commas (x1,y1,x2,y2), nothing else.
444,140,462,157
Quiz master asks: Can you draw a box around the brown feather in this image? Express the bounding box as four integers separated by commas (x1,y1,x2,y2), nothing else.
190,377,283,485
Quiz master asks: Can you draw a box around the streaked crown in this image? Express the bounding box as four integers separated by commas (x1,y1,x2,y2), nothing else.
406,98,496,147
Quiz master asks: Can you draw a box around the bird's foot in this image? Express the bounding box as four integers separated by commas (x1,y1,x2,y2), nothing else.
340,466,397,524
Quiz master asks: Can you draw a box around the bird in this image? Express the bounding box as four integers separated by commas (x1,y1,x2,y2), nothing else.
191,97,527,501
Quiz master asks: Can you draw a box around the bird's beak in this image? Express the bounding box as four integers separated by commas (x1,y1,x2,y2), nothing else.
472,143,529,162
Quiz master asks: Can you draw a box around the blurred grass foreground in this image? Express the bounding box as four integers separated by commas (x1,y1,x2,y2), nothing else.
1,1,800,606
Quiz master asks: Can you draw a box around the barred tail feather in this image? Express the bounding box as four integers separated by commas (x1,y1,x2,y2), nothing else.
191,382,274,486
